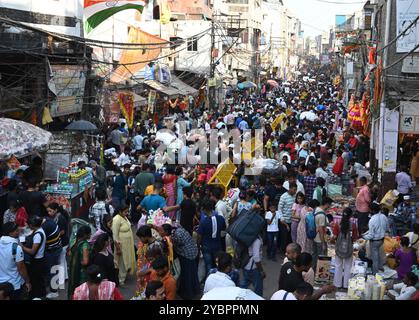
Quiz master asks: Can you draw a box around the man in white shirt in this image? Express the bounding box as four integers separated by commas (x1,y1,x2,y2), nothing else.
211,188,232,224
204,252,236,293
133,132,144,152
240,236,265,297
271,282,316,300
363,202,389,274
270,289,297,300
395,166,414,195
0,223,31,300
316,161,329,184
283,172,305,195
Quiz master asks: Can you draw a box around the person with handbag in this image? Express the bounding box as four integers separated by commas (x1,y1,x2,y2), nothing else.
333,208,354,289
68,225,92,299
20,216,46,299
159,224,200,300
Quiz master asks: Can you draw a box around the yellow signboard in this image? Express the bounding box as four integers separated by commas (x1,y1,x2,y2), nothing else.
208,159,237,197
271,114,286,131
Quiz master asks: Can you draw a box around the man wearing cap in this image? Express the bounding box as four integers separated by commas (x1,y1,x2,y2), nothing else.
89,160,107,191
0,222,31,300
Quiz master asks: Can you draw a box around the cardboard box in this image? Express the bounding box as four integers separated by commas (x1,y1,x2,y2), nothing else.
315,256,332,283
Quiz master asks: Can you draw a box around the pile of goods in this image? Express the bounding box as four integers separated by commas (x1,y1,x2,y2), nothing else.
47,162,92,196
146,209,172,227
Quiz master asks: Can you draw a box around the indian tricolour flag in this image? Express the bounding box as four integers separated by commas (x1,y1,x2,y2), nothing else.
84,0,145,34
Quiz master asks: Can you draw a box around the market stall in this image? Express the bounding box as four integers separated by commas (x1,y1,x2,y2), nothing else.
44,162,94,219
0,118,52,224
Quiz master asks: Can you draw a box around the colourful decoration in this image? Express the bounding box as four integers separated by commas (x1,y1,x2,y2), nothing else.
118,92,134,129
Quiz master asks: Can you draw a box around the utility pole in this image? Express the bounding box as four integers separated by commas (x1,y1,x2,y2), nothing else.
209,18,216,112
270,22,273,78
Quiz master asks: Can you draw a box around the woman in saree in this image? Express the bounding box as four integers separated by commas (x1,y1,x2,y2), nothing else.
72,264,124,300
136,225,163,298
112,205,136,286
68,225,92,299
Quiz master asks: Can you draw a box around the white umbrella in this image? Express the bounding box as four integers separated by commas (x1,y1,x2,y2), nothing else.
201,287,265,300
168,138,184,151
0,118,52,159
300,111,319,122
155,131,177,145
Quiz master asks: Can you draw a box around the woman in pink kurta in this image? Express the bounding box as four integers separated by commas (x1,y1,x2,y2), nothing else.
291,192,305,243
296,204,314,254
162,166,177,219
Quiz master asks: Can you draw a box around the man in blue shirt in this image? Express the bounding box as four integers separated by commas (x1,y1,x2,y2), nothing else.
197,199,226,275
137,182,179,213
111,164,130,210
0,222,31,300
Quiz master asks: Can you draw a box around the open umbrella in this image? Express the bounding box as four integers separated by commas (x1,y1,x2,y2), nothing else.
201,287,264,300
155,131,177,145
65,120,97,131
0,118,52,159
237,81,256,90
300,111,319,122
316,104,326,111
267,79,279,87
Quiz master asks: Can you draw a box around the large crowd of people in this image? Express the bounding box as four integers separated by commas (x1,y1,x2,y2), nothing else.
0,69,418,301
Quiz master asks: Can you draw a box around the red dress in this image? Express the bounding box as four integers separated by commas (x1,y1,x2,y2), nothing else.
332,156,344,176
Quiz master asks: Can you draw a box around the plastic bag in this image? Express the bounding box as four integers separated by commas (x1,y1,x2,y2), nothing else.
380,190,399,209
328,184,343,198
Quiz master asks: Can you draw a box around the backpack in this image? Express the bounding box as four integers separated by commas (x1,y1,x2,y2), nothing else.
335,232,353,258
232,242,252,269
23,231,45,264
306,210,326,240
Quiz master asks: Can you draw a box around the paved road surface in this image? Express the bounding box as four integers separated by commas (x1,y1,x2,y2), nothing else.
56,247,283,300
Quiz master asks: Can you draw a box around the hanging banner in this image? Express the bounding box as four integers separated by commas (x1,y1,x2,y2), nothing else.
110,28,166,83
208,78,216,87
50,65,86,117
396,0,419,53
148,90,157,113
118,92,134,129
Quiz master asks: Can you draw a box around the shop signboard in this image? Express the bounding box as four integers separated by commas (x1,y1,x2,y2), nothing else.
148,90,157,113
396,0,419,53
399,101,419,134
50,65,86,117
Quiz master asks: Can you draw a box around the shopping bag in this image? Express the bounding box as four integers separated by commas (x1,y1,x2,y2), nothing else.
380,190,399,210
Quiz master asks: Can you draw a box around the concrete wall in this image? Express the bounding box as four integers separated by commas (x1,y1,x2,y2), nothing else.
0,0,83,36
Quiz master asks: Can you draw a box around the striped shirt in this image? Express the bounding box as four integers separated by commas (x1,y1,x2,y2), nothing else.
42,218,62,252
278,192,296,224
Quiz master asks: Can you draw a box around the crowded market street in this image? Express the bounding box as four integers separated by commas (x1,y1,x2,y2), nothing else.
0,0,419,304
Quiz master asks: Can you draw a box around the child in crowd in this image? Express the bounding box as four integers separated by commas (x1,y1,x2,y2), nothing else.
385,272,418,300
150,255,177,300
265,203,280,261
